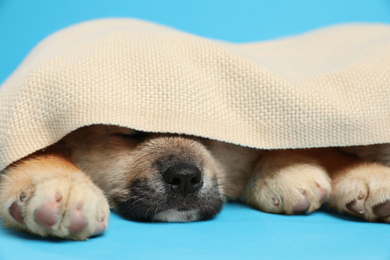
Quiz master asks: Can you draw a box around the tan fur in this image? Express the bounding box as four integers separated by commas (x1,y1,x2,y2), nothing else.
0,150,109,239
1,125,390,240
244,150,331,214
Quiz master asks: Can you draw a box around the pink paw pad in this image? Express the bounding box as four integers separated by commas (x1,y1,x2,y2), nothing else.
9,192,26,224
69,203,87,233
92,212,107,236
373,200,390,217
346,191,365,215
293,189,310,212
9,202,24,224
34,192,62,228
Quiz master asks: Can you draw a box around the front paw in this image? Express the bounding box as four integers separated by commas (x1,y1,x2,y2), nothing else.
1,169,109,240
329,163,390,222
244,163,331,215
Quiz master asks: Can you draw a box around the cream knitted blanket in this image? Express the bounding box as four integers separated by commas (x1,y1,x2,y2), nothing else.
1,18,390,171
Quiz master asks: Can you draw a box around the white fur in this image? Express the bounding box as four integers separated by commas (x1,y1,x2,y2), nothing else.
154,209,199,222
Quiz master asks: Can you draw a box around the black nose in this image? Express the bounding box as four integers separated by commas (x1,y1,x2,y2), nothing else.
162,164,203,196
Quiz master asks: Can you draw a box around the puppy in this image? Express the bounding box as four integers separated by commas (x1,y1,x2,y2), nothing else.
1,124,390,240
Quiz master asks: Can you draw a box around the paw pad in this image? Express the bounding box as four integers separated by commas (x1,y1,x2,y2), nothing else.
9,202,24,224
1,165,110,240
293,189,310,212
33,192,63,228
92,212,107,236
69,202,87,232
373,200,390,218
346,191,365,215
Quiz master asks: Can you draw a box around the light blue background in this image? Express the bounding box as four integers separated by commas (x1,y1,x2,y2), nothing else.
1,0,390,259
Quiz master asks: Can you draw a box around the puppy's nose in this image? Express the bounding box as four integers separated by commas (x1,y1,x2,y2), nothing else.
162,164,202,196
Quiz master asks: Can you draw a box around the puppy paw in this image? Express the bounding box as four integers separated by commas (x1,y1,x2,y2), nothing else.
329,163,390,221
244,161,331,215
0,157,110,240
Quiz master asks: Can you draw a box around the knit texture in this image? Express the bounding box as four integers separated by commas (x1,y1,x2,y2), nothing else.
1,18,390,171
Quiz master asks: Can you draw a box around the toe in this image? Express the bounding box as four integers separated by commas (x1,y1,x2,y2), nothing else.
92,221,106,236
293,198,310,212
316,183,328,201
69,203,87,232
91,212,108,237
293,190,310,212
69,210,87,232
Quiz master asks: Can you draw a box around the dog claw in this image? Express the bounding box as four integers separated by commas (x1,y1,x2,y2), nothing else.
19,192,26,202
316,183,328,200
55,192,63,202
373,200,390,217
272,197,280,207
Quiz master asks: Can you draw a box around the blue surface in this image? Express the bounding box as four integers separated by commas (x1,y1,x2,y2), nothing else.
1,203,390,260
1,0,390,259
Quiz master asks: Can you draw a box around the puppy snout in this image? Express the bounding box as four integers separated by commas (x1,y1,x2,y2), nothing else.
162,163,203,196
